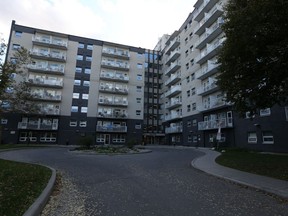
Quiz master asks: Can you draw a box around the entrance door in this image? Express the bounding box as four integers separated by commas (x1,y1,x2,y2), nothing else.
104,134,110,145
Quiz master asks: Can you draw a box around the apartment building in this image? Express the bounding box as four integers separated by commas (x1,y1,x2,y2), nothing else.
2,0,288,152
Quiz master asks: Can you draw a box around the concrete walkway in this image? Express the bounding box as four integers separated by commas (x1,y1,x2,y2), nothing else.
191,148,288,200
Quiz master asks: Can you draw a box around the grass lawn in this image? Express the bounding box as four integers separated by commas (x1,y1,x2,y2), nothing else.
0,144,45,150
0,159,52,216
216,149,288,181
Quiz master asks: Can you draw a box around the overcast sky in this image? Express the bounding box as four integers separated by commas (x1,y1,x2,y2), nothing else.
0,0,197,49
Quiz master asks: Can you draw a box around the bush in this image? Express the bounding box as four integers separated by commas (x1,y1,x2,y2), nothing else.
126,139,135,149
79,136,93,149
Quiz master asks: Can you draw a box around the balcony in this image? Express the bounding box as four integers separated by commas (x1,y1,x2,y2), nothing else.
99,85,128,95
165,98,182,110
32,36,68,50
194,4,224,36
165,125,183,134
196,60,219,80
200,97,229,112
101,60,129,71
194,0,218,22
164,61,181,76
164,73,181,86
165,37,180,55
195,37,225,65
198,117,233,130
100,72,129,83
41,106,60,115
197,82,220,96
98,98,128,107
102,47,130,60
98,112,128,119
96,125,127,133
195,19,223,50
27,64,65,75
28,78,63,88
164,85,181,98
18,121,58,130
166,50,181,65
30,50,66,62
33,93,62,102
164,113,182,121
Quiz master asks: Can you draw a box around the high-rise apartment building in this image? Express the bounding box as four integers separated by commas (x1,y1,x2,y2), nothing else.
2,0,288,152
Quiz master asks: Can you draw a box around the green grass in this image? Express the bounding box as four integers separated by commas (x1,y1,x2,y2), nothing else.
0,159,51,216
0,144,45,150
216,149,288,181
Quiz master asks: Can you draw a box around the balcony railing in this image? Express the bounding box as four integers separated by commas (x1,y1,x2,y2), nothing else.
99,85,128,95
164,61,181,76
30,50,66,62
166,50,181,65
165,37,180,54
194,0,218,22
98,98,128,106
200,98,228,112
102,48,130,59
164,113,182,121
164,85,181,98
198,117,233,130
98,112,128,119
96,125,127,132
197,82,219,96
18,122,58,130
32,36,68,49
100,72,129,83
101,60,129,71
27,64,65,75
165,99,182,110
196,60,219,80
41,107,60,115
28,78,63,88
164,73,181,86
33,93,62,102
165,125,183,134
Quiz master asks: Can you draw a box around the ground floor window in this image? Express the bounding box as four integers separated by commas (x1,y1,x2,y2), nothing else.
248,132,257,144
188,135,192,142
262,131,274,144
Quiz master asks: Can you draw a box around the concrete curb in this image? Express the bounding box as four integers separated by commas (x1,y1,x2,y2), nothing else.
23,165,56,216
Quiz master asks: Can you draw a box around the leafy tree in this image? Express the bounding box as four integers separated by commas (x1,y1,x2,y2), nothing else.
217,0,288,115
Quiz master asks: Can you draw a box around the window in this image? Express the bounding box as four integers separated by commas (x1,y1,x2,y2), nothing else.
189,32,193,40
136,98,141,103
191,73,195,80
190,45,194,53
193,135,198,143
187,121,191,127
188,135,192,142
87,44,93,50
260,108,271,116
12,44,21,50
81,107,88,113
82,94,89,100
248,132,257,144
186,76,190,83
135,123,141,129
136,110,141,116
187,105,191,112
136,86,142,92
185,37,188,44
1,119,8,124
137,63,143,69
192,103,196,111
78,43,84,49
79,121,87,127
74,80,81,86
77,55,83,61
192,119,197,126
137,53,142,58
185,50,188,57
75,67,82,73
187,90,190,97
71,106,78,112
83,81,90,87
186,63,189,70
84,68,91,74
69,120,77,127
137,74,143,80
73,93,80,99
190,59,194,66
86,56,92,61
262,131,274,144
191,87,196,96
15,31,22,37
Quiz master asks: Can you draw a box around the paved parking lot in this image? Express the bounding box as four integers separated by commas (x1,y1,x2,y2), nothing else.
1,147,287,216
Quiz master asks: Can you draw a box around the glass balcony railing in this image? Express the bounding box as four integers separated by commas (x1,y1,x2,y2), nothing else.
32,36,68,49
102,48,130,59
30,49,66,62
198,117,233,130
99,85,128,95
100,72,129,82
96,125,127,132
28,78,63,88
27,64,65,75
101,60,129,71
165,125,183,134
18,121,58,130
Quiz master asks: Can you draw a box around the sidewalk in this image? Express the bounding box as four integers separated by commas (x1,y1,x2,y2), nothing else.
191,148,288,200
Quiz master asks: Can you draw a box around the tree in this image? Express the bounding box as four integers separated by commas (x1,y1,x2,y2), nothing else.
217,0,288,115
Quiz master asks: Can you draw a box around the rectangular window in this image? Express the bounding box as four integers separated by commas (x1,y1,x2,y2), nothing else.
81,107,88,113
135,123,141,129
190,59,194,66
248,132,257,144
12,44,21,50
186,76,190,83
69,120,77,127
137,63,143,69
188,135,192,142
83,81,90,87
190,45,194,53
73,93,80,99
1,119,8,124
137,74,143,80
75,67,82,73
192,103,196,111
78,43,84,49
185,50,188,57
136,98,141,103
193,135,198,143
136,110,141,116
79,121,87,127
77,55,83,61
136,86,142,92
86,56,92,61
262,131,274,144
191,73,195,80
84,68,91,74
187,105,191,112
192,119,197,126
186,63,189,70
74,80,81,86
187,121,191,127
191,87,196,96
71,106,78,112
15,31,22,37
260,108,271,116
187,90,190,97
87,44,93,50
82,94,89,100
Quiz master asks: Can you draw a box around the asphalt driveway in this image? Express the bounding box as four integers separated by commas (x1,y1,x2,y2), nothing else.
0,147,287,216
